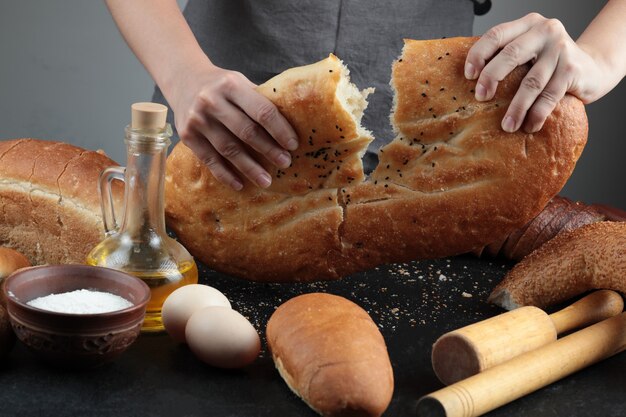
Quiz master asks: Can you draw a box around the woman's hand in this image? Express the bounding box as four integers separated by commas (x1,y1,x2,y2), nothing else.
465,13,610,133
171,62,299,190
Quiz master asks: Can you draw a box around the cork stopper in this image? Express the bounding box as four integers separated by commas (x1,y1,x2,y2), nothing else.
131,102,168,130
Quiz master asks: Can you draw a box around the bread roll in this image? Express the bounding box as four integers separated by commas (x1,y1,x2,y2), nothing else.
0,247,30,280
266,293,394,417
0,138,122,265
489,222,626,310
165,37,588,282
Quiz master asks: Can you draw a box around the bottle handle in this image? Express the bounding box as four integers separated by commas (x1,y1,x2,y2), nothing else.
98,166,126,236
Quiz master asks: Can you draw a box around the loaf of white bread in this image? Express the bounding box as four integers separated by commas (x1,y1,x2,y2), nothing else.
266,293,394,417
165,37,588,281
0,139,122,265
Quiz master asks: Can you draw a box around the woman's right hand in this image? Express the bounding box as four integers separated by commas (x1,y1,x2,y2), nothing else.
170,62,299,190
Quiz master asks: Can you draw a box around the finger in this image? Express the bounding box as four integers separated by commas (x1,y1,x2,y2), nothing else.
466,12,545,80
522,62,570,133
227,83,299,151
501,52,559,132
476,27,550,101
196,118,273,188
180,128,244,191
210,99,293,169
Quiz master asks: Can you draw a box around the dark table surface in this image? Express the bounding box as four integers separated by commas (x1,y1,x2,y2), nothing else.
1,255,625,417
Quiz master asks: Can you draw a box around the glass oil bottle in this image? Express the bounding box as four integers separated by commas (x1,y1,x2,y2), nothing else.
86,102,198,332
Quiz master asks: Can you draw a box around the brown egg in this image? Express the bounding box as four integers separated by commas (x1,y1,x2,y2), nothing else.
162,284,231,343
185,306,261,369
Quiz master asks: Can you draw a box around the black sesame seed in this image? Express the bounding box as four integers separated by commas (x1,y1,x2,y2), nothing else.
385,176,390,180
438,56,442,60
420,132,424,136
398,59,403,62
335,125,339,129
432,114,437,118
312,129,316,133
374,180,378,185
273,88,276,92
340,136,345,139
495,103,499,107
428,107,433,112
470,89,475,93
440,87,445,91
432,162,435,167
329,70,333,73
328,196,332,201
384,184,388,188
453,96,457,100
446,52,450,56
421,93,427,98
386,164,390,169
434,146,438,150
294,173,298,177
449,132,453,135
425,80,429,84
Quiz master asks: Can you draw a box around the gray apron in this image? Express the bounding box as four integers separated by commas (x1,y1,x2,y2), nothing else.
154,0,476,172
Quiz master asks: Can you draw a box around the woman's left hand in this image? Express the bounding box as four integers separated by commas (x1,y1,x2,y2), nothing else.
465,12,608,133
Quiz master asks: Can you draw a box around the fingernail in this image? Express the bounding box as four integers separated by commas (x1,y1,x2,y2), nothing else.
502,116,516,132
257,172,271,188
232,180,243,191
465,62,477,79
475,83,487,101
287,138,299,151
277,152,291,168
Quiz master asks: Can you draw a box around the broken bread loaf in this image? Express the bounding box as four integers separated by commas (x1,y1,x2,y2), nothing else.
165,37,588,281
0,139,123,265
266,293,394,417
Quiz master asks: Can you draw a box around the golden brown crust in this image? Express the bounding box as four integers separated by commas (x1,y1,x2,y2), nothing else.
489,222,626,309
0,138,123,265
266,293,394,417
0,247,31,279
165,37,588,281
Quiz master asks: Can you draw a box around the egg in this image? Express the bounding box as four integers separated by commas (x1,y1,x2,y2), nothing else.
162,284,231,343
185,306,261,368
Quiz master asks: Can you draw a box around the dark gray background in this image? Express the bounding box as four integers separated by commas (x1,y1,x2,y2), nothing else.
1,0,623,207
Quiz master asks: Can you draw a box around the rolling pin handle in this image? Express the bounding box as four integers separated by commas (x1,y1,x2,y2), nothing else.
549,290,624,334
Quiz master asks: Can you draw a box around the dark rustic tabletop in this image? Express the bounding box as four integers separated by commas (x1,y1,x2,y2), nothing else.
1,255,625,417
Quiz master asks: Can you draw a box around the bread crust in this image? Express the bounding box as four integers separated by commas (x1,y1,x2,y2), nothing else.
489,222,626,310
266,293,394,417
165,37,588,281
0,138,122,265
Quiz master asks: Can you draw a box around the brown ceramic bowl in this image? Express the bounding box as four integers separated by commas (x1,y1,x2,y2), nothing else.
2,265,150,368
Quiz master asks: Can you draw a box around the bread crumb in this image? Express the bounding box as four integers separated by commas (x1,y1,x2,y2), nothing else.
438,274,447,281
462,292,473,298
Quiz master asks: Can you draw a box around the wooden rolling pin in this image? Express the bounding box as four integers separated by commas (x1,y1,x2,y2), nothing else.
417,311,626,417
432,290,623,385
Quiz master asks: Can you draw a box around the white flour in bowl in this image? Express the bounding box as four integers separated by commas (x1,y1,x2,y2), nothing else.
27,289,133,314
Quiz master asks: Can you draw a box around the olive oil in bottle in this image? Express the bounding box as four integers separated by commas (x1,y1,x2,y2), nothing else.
86,102,198,332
